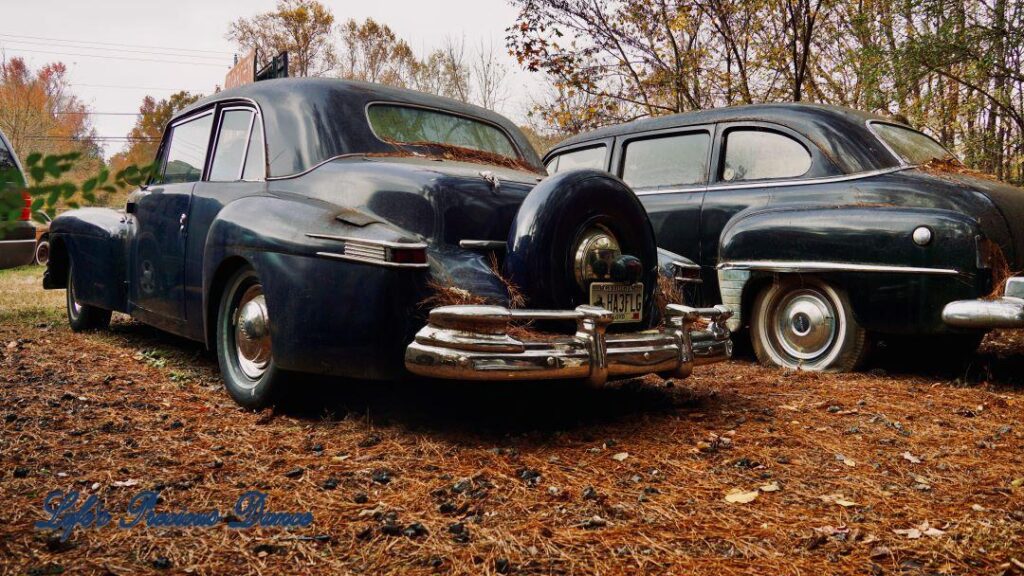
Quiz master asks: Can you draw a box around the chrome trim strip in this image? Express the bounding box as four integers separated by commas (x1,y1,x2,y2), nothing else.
634,166,910,196
717,260,959,275
0,239,35,245
305,233,428,250
316,251,430,269
459,239,506,251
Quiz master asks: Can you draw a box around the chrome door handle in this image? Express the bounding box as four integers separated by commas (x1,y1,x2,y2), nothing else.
179,213,187,233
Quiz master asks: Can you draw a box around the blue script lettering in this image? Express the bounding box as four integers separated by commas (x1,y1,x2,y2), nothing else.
119,491,220,529
34,490,112,542
229,491,314,528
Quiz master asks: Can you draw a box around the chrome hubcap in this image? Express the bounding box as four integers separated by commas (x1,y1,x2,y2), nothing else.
574,225,621,289
773,289,837,360
69,278,82,317
234,286,271,380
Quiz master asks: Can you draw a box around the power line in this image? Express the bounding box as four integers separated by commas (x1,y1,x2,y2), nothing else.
0,38,225,62
2,47,227,68
53,112,141,116
0,32,232,56
69,83,207,93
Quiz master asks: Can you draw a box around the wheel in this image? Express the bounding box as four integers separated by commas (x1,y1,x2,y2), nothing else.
66,265,111,331
750,277,870,371
34,236,50,266
505,169,658,329
216,267,287,409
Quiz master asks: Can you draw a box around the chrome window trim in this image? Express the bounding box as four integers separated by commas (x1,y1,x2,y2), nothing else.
306,233,427,250
717,260,959,275
208,106,258,182
363,100,527,165
634,165,910,196
160,110,215,183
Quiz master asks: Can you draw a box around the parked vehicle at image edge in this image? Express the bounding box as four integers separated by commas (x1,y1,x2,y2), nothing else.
0,128,36,269
42,78,732,408
546,103,1024,371
33,211,51,265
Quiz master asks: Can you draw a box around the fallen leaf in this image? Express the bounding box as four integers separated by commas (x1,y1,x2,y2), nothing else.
112,479,140,487
820,493,858,507
893,528,922,539
971,504,985,512
759,482,781,492
902,451,922,464
724,489,759,504
611,452,629,462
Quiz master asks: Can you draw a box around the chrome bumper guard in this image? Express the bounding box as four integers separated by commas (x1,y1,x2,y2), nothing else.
943,277,1024,329
404,304,733,384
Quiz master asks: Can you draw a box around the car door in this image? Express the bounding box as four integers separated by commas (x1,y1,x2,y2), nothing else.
616,126,713,274
699,123,815,302
184,105,267,338
128,110,214,329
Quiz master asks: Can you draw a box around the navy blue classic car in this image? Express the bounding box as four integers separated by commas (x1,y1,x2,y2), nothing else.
43,79,731,408
0,128,37,269
546,104,1024,371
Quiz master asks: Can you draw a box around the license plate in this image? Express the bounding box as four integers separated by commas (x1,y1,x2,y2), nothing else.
589,282,643,323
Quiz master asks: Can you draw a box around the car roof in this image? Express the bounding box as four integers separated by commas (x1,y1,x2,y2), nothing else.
549,103,904,174
174,78,543,178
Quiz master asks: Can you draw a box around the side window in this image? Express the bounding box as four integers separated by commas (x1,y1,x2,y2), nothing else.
159,114,214,184
242,119,265,181
721,129,811,182
0,135,22,186
548,145,607,174
209,109,255,182
622,132,709,188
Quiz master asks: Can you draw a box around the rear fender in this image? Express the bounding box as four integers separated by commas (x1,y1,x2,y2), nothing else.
717,205,983,332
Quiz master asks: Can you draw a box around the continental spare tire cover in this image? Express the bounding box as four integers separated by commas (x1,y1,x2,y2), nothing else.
505,169,658,329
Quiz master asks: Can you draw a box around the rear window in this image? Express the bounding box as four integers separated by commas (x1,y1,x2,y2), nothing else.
871,122,954,165
367,104,518,160
622,132,709,188
546,145,607,174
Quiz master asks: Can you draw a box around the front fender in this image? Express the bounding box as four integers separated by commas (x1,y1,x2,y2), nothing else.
46,208,128,311
717,205,986,333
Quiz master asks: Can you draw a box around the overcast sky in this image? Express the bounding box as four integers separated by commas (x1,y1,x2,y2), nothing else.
1,0,543,158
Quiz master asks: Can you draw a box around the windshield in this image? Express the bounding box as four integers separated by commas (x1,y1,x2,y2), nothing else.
872,122,955,165
367,104,519,160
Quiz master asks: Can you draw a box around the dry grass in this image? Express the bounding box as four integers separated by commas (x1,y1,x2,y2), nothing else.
2,268,1024,575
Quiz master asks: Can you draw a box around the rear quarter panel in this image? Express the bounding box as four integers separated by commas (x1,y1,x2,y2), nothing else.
46,208,129,312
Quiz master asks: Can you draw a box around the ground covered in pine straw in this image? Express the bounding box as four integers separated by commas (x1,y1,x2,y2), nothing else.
1,267,1022,575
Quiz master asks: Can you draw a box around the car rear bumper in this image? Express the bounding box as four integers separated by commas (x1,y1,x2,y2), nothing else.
0,223,37,269
943,277,1024,329
404,303,733,384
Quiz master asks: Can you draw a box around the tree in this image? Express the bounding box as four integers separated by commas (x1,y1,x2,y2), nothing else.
337,18,418,87
110,91,202,171
226,0,336,77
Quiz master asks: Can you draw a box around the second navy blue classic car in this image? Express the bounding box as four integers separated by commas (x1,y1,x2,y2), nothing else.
43,79,731,408
546,104,1024,371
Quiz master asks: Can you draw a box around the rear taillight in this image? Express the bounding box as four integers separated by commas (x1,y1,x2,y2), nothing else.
388,246,428,265
20,192,30,221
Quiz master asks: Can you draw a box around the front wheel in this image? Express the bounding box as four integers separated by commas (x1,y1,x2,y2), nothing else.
66,265,111,331
216,267,287,409
750,277,870,371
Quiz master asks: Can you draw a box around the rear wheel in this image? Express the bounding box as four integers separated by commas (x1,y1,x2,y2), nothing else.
750,277,869,371
66,265,111,331
216,267,287,409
